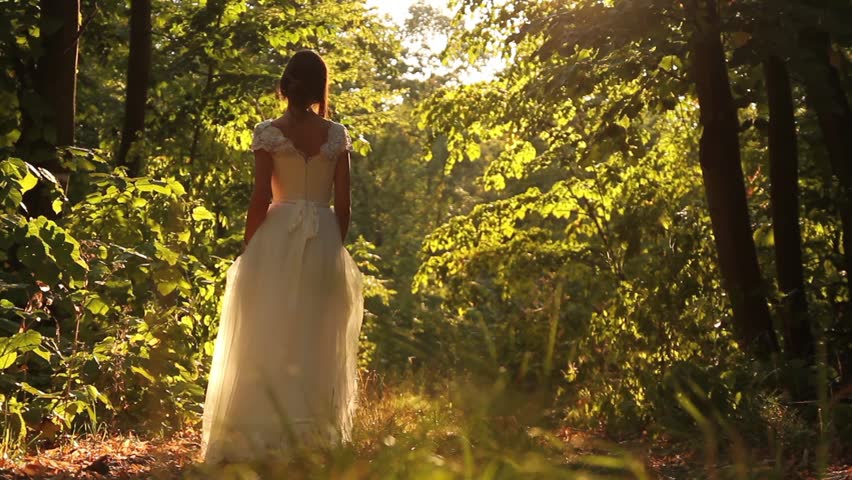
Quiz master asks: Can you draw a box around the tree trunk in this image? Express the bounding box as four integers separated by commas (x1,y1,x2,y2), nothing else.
37,0,79,148
686,0,778,356
799,28,852,281
117,0,153,177
21,0,80,218
763,55,814,361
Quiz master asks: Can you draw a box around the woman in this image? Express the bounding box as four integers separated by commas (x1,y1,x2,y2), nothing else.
200,49,363,464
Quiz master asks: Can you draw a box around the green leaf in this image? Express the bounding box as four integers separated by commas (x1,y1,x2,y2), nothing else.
154,267,183,295
753,224,774,247
85,296,110,315
17,217,88,286
19,171,37,193
166,178,186,196
134,179,170,195
131,365,156,383
19,382,49,396
85,384,112,409
659,55,682,72
33,347,51,362
353,136,371,156
191,206,215,222
0,351,17,370
9,330,42,351
155,241,180,266
465,142,481,161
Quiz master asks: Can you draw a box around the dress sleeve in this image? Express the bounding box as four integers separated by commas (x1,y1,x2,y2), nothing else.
340,124,353,155
250,121,277,153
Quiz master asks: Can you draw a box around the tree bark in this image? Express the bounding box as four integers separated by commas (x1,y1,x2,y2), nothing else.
686,0,778,356
20,0,80,218
37,0,80,148
799,28,852,281
117,0,153,177
763,55,814,361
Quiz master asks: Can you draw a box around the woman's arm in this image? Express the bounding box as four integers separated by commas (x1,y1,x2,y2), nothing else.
243,150,274,247
333,150,352,242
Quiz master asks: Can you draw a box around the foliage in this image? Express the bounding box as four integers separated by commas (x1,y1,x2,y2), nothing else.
1,154,209,452
0,0,850,475
407,0,851,456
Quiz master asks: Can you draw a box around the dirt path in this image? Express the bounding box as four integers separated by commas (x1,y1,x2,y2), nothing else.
0,431,197,479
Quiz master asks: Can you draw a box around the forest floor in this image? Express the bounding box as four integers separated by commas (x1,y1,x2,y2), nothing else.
0,428,849,479
0,377,849,479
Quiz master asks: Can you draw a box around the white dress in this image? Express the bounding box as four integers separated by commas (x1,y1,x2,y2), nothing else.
200,120,363,464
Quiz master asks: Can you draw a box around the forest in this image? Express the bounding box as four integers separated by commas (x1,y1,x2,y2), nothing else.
0,0,851,478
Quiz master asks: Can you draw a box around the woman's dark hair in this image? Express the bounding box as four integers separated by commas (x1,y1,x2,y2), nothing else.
278,49,329,118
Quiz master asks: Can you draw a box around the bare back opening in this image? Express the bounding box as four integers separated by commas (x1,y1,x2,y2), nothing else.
269,114,333,160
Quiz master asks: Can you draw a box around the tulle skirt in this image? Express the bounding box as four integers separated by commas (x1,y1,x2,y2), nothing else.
200,200,363,464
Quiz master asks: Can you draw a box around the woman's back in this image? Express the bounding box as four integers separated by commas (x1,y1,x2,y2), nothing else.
251,116,351,204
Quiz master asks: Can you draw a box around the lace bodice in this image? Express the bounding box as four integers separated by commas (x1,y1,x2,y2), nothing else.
251,119,352,204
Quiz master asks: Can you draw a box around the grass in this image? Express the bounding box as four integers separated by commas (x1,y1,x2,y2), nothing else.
187,371,651,480
182,371,849,480
1,370,849,479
